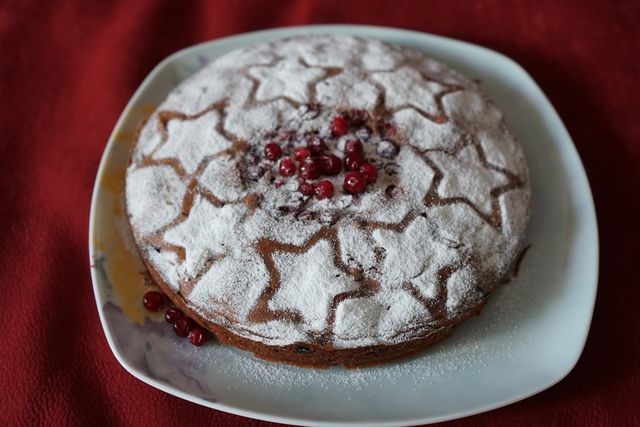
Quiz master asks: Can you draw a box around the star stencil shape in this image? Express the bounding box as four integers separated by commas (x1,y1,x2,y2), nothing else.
268,239,359,332
164,195,246,277
423,143,522,229
248,59,328,104
249,228,378,340
372,215,458,289
153,109,232,175
371,67,461,119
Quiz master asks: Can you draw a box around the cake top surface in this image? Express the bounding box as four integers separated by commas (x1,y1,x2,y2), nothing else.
125,35,530,348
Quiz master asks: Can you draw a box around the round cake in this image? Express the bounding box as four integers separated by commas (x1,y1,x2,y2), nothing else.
125,35,530,368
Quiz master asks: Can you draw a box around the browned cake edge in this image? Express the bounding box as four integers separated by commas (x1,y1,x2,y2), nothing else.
137,248,489,369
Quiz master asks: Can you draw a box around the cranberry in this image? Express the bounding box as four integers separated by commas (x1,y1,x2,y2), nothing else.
279,158,296,176
319,153,342,175
345,152,364,171
173,318,193,337
299,181,315,196
299,158,321,180
315,180,334,199
294,146,311,162
343,171,368,194
344,138,363,155
164,307,183,323
307,136,326,156
359,163,378,184
188,327,207,346
142,291,164,312
331,114,348,136
264,143,282,161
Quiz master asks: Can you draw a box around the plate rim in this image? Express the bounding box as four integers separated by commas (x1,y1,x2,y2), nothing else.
88,24,599,427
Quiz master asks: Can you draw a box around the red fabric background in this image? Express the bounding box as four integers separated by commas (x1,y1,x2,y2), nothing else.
1,0,639,425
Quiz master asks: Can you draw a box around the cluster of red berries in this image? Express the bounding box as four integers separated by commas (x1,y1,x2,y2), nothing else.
143,291,207,346
262,114,379,199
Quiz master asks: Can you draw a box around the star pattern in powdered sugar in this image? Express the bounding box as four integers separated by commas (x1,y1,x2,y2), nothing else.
249,227,379,342
248,58,329,105
163,195,246,278
371,216,458,287
371,66,463,121
369,214,462,316
328,212,472,334
268,239,359,332
421,142,523,229
153,108,233,175
401,263,463,325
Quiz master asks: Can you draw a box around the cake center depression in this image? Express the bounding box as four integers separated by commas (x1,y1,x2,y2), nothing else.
125,35,530,367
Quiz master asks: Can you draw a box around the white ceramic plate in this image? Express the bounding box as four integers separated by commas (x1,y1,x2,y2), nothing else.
89,25,599,426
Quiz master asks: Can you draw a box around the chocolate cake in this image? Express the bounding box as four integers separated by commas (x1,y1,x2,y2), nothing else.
125,35,530,368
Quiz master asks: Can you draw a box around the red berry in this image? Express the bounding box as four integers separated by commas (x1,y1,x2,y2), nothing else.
279,158,296,176
164,307,183,323
188,327,207,346
307,136,326,156
331,114,348,136
343,171,368,194
142,291,164,312
315,180,334,199
299,158,321,180
359,163,378,184
294,147,311,162
173,318,193,337
299,181,315,196
264,143,282,161
345,152,364,171
319,153,342,175
344,138,363,155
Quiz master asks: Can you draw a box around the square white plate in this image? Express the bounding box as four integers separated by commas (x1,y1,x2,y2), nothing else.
89,25,599,426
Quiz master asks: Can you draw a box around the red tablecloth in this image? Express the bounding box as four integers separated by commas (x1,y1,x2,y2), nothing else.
2,0,639,425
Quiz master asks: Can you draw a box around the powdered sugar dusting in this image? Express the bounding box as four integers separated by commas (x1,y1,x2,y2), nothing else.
394,108,460,151
125,165,186,235
270,240,359,332
163,196,247,277
249,59,327,104
199,156,245,201
189,248,268,319
372,67,447,115
372,216,448,285
225,100,297,141
427,144,511,214
316,71,379,110
145,249,181,291
153,109,232,175
125,35,530,355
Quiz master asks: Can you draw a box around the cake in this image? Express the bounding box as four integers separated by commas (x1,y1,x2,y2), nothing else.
125,35,530,368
